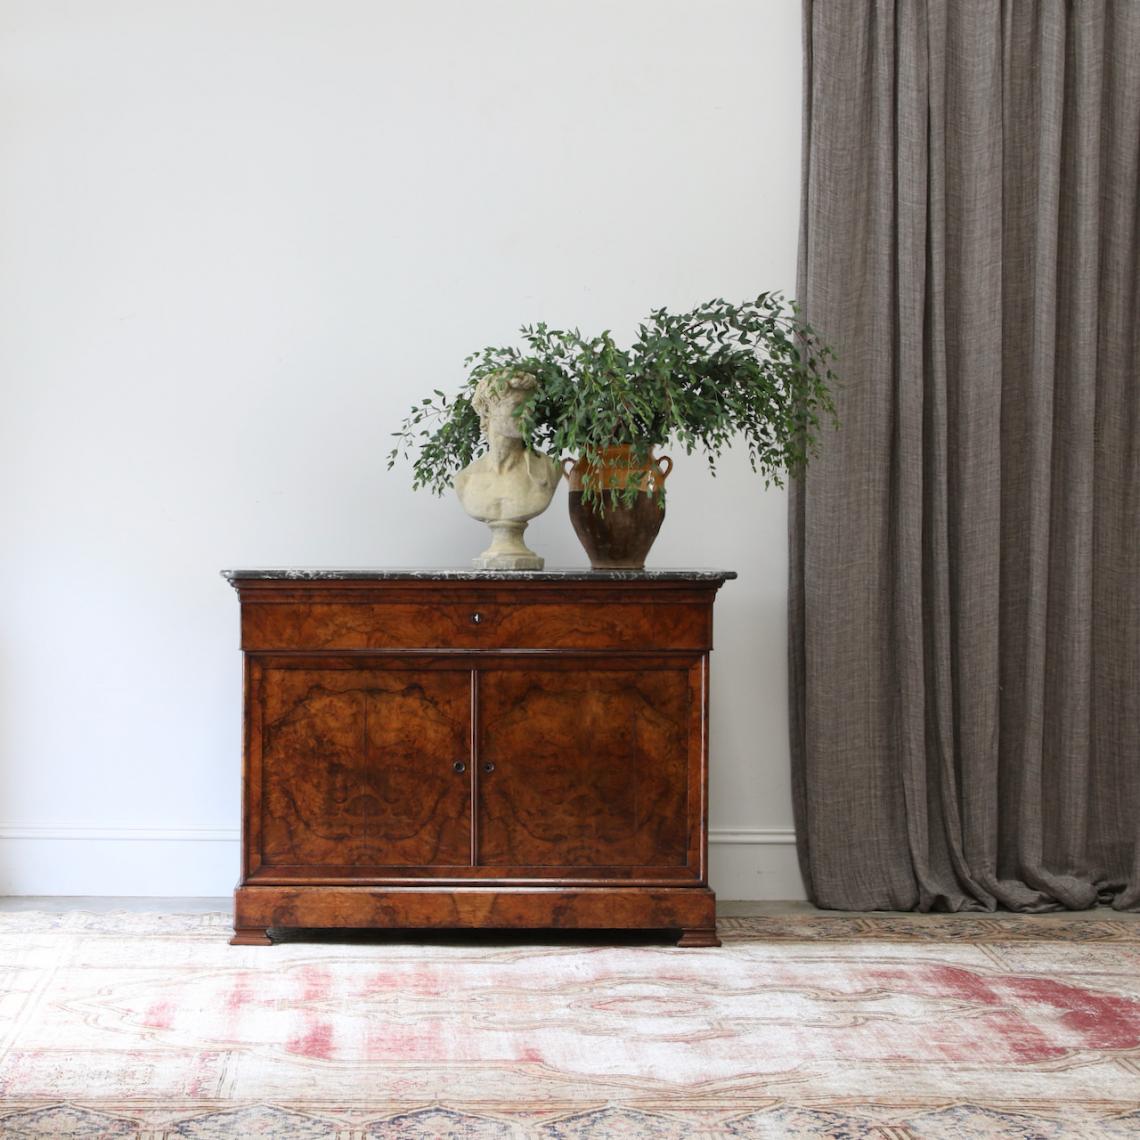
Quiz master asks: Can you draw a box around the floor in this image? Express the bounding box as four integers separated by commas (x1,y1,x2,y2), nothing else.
1,896,1136,919
2,904,1138,1137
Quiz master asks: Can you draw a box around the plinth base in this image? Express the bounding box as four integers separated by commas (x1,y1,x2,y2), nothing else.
232,885,719,948
472,551,544,570
472,519,544,571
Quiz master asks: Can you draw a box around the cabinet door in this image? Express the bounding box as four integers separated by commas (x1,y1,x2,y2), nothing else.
252,663,471,873
477,662,699,876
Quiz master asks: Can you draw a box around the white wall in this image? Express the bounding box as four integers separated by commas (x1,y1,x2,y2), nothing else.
0,0,804,898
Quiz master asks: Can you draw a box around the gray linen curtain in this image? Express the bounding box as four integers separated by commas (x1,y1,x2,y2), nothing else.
790,0,1140,912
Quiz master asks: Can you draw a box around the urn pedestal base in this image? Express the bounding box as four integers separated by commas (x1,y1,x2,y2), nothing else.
472,519,543,570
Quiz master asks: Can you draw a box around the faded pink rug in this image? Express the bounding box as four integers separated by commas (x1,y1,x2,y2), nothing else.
1,911,1139,1137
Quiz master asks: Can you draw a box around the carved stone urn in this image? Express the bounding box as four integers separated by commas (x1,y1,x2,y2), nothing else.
453,371,560,570
455,453,560,570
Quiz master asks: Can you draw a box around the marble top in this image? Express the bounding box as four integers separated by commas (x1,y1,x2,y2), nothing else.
221,567,737,583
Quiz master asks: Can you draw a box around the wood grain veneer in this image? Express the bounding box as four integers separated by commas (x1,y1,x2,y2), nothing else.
227,572,732,946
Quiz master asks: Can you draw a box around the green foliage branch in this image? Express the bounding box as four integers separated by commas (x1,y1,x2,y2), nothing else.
387,292,837,508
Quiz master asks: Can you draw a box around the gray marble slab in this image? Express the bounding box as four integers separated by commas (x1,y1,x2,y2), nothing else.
221,567,737,582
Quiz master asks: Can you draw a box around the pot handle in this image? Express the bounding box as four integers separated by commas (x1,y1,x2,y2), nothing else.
654,455,673,482
561,457,577,481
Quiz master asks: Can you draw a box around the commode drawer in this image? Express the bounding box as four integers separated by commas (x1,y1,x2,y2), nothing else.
240,597,711,652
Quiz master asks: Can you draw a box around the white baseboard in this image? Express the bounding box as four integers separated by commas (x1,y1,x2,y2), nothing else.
0,825,805,901
0,826,239,843
708,828,804,900
0,826,240,897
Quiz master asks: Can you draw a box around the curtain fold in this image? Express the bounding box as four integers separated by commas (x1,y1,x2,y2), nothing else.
791,0,1140,912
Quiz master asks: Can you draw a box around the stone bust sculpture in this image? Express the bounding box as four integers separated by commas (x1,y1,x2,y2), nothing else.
454,370,560,570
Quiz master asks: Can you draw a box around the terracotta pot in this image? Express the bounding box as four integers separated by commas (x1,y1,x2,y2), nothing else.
561,445,673,570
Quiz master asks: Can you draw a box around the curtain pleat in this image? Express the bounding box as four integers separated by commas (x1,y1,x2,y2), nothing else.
792,0,1140,912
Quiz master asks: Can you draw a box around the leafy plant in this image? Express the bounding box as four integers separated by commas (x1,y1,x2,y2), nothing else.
387,292,837,507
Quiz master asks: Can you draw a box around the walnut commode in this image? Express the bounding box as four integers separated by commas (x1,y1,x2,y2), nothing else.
223,569,735,947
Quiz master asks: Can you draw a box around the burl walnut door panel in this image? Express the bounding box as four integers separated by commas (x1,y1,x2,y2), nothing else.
253,664,471,872
477,663,698,876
